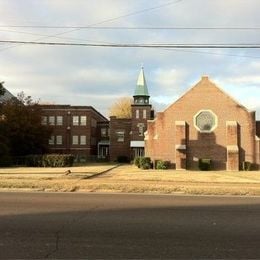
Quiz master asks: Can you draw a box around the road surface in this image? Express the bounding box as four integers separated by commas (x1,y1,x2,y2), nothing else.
0,192,259,259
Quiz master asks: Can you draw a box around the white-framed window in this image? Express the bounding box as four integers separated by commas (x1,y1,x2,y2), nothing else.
80,135,86,145
73,116,79,126
138,123,144,136
116,130,125,142
80,116,87,126
194,110,218,133
136,109,139,119
101,128,107,137
49,116,55,125
49,135,55,145
143,109,147,119
72,135,79,145
56,135,63,145
41,116,47,125
56,116,63,126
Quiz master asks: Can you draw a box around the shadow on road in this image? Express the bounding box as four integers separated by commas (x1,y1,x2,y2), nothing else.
0,193,260,259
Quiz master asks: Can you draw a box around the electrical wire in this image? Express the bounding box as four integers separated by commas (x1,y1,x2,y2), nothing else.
1,26,260,30
1,40,260,48
0,0,183,52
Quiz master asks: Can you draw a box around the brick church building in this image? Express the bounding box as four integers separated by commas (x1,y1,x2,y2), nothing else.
145,76,260,170
31,69,260,170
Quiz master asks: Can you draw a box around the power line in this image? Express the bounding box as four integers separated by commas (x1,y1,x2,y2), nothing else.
0,28,114,45
2,40,260,48
163,48,260,59
2,31,260,59
0,0,183,52
1,26,260,30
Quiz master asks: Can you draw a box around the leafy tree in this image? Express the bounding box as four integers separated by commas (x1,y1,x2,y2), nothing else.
108,97,132,118
0,92,52,158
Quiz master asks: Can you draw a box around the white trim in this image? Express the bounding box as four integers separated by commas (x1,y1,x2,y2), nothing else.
98,141,110,145
130,141,145,147
175,121,186,126
175,144,186,150
227,145,239,152
70,148,91,150
193,109,218,133
226,121,237,126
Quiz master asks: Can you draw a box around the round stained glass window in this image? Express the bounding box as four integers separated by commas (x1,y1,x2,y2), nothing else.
194,110,217,132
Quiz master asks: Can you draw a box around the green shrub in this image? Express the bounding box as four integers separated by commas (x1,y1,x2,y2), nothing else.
242,161,251,171
117,155,129,163
198,158,211,171
134,157,141,168
139,157,151,170
156,160,169,170
25,154,74,167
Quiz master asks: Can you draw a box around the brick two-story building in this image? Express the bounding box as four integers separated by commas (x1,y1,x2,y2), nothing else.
39,104,108,162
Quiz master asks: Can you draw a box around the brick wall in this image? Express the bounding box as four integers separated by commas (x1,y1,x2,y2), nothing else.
145,76,257,170
40,105,107,160
109,117,132,161
131,104,152,141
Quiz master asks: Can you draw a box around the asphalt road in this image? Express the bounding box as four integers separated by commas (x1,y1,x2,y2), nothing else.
0,192,259,259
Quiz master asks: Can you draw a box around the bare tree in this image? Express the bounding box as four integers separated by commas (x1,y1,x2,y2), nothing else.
109,97,132,118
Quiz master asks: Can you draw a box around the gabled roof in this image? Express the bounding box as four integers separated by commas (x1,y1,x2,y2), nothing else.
0,85,16,103
134,67,149,97
164,75,251,114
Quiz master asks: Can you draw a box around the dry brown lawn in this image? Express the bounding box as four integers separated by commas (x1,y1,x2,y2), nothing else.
0,164,260,196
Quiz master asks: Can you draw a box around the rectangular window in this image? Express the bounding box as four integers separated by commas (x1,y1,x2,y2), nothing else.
136,110,139,119
143,109,147,119
101,128,106,137
48,135,55,145
49,116,55,125
138,123,144,136
80,135,86,145
139,126,144,136
56,135,63,145
73,116,79,126
72,135,78,145
56,116,63,126
80,116,87,126
41,116,47,125
116,131,125,142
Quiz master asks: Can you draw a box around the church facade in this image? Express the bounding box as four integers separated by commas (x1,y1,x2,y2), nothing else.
6,68,258,170
145,76,260,170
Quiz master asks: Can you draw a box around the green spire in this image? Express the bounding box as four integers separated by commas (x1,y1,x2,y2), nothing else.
134,67,149,97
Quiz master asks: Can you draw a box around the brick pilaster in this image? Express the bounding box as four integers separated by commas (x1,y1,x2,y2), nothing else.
175,121,187,170
226,121,239,171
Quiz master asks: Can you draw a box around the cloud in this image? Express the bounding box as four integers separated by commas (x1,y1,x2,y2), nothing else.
0,0,260,119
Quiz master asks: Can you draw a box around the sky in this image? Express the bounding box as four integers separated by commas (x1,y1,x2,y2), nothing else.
0,0,260,119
